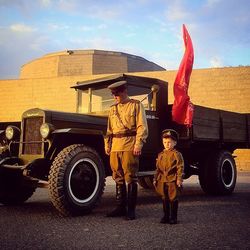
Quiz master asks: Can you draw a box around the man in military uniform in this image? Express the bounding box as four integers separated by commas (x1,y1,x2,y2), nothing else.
104,80,148,220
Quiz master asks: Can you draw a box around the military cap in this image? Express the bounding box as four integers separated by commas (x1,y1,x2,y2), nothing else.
108,80,127,91
162,129,179,141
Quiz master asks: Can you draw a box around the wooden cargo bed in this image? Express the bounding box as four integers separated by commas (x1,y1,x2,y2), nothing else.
169,105,249,147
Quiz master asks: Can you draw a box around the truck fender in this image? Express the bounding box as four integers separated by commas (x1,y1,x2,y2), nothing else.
0,156,22,167
46,128,107,168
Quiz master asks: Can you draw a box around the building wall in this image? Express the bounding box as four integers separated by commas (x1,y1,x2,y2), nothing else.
92,54,128,74
0,75,102,121
2,66,250,120
1,66,250,170
20,56,59,79
58,54,93,76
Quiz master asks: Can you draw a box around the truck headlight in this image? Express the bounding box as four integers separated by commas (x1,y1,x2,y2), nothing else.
5,126,20,140
40,123,54,139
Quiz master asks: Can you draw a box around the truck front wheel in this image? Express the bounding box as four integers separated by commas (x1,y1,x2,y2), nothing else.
199,150,237,195
48,144,105,216
0,168,36,205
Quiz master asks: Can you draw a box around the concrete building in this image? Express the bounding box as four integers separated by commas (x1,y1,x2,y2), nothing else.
0,49,250,170
20,50,165,79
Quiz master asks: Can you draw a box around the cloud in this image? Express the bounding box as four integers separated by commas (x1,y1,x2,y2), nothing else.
79,26,93,32
10,23,36,32
209,56,223,68
205,0,222,8
79,24,107,32
165,1,191,21
40,0,51,7
56,0,124,20
47,23,70,31
84,37,115,50
0,0,41,17
0,24,55,78
125,33,136,38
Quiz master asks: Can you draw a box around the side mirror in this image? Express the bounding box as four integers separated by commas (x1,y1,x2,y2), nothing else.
151,84,160,93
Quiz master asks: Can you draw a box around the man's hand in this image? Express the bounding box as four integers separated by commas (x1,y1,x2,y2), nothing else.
105,148,110,155
133,147,141,156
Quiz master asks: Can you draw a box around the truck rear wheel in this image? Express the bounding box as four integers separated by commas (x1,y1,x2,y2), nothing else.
48,144,105,216
138,177,149,189
144,176,154,189
199,150,237,195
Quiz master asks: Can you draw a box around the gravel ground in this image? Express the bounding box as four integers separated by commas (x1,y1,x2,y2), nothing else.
0,172,249,250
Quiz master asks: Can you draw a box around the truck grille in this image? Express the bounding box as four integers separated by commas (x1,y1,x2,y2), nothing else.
22,117,43,155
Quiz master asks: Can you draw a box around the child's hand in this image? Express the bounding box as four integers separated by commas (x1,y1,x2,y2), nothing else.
177,179,182,187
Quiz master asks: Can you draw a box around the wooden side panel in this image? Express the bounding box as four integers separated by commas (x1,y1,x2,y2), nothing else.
247,114,250,144
192,105,220,141
220,110,247,142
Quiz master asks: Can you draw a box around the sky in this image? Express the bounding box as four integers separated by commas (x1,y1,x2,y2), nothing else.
0,0,250,79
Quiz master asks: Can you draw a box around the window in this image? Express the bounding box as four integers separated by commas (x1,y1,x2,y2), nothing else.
77,85,153,114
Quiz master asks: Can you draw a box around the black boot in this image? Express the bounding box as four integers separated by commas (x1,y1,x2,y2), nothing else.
126,182,137,220
106,183,127,217
160,199,170,224
169,200,178,224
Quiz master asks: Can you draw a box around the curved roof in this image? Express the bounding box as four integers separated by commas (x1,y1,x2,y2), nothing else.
20,49,166,79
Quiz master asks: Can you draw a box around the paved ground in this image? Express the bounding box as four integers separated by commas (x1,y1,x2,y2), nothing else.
0,172,249,250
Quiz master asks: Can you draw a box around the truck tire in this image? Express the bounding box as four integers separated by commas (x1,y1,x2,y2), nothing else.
48,144,105,216
138,177,150,189
138,176,154,189
144,176,154,189
0,168,36,205
199,150,237,195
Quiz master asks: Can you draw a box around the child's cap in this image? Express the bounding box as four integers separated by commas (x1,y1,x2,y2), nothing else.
162,129,179,141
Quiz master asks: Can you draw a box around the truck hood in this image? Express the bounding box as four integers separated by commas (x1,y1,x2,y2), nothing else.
23,108,108,134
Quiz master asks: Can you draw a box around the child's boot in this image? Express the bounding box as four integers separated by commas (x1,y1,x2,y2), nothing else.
160,198,170,224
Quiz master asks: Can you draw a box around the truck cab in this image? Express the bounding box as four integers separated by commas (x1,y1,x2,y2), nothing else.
72,74,169,172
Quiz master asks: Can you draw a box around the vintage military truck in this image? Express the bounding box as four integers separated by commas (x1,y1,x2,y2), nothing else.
0,74,249,216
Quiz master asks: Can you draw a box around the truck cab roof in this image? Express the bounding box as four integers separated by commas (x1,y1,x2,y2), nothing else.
71,73,167,90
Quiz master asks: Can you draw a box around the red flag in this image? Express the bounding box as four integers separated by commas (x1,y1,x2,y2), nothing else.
172,24,194,127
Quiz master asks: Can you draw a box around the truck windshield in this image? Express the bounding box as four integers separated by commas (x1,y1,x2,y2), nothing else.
78,85,152,114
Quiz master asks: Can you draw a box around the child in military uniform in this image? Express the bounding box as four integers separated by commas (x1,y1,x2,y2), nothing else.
153,129,184,224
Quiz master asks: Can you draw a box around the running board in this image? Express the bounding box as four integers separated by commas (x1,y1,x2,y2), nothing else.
37,180,49,188
137,171,155,177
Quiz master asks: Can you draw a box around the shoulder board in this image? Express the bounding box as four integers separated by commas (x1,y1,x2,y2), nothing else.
173,149,181,156
158,151,164,157
130,99,140,104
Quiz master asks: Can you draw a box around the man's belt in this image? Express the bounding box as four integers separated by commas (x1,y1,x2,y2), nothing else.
112,131,136,138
